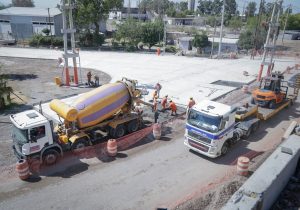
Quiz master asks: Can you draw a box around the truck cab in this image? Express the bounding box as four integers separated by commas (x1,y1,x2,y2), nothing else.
10,110,62,165
184,100,236,158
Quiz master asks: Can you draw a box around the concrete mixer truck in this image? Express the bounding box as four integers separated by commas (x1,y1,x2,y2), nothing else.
10,78,145,165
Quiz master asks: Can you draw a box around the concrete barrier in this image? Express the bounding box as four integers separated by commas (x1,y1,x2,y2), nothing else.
222,134,300,210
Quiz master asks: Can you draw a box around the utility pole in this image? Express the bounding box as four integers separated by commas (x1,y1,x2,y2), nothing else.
47,8,53,47
163,17,166,54
210,19,217,58
127,0,131,19
252,0,264,59
257,0,283,81
218,0,225,59
282,4,291,43
61,0,80,86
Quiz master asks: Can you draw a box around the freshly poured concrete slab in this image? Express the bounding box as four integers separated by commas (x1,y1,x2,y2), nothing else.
0,47,296,105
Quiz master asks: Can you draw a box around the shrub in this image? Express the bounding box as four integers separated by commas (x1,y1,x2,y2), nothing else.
165,46,177,53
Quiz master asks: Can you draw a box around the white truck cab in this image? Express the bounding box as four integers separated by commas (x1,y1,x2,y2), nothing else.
10,110,62,164
184,100,237,158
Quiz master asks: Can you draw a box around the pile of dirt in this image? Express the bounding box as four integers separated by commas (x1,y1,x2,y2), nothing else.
173,178,245,210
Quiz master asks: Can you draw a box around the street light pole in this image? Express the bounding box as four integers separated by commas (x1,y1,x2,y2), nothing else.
47,8,53,47
218,0,225,58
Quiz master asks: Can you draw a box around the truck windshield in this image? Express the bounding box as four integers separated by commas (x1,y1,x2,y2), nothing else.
187,109,222,133
12,125,28,144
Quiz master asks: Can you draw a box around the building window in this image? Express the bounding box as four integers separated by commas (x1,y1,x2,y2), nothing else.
0,20,10,23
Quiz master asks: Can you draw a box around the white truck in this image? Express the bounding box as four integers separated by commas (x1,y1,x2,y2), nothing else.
10,78,146,165
184,97,296,158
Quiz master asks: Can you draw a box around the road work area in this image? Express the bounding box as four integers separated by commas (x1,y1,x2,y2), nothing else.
0,51,300,209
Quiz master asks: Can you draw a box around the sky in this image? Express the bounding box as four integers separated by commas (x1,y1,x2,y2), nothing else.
0,0,300,13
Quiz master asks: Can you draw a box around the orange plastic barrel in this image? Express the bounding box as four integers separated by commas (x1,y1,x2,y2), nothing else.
55,77,61,86
16,159,30,180
156,48,161,56
153,123,161,140
242,85,249,93
107,139,117,157
29,158,40,174
237,156,249,176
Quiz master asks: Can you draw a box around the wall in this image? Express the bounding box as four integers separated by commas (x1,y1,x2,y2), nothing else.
222,134,300,210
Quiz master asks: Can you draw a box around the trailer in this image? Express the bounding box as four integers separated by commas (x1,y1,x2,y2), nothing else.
184,95,296,158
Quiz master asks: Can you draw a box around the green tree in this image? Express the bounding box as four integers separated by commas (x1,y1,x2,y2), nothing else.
238,31,253,50
192,32,210,54
228,16,242,33
197,0,213,15
115,19,142,49
212,0,222,15
141,20,164,49
12,0,34,7
75,0,123,36
225,0,237,18
179,2,188,11
245,2,256,18
286,14,300,30
265,2,274,17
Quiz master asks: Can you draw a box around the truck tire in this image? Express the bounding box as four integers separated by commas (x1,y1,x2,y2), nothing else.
43,149,59,165
250,97,255,104
71,139,88,151
112,125,125,138
269,100,276,109
221,142,229,155
127,120,138,133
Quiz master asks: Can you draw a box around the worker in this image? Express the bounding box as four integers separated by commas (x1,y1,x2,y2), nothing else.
94,75,100,87
155,82,162,98
152,96,158,112
169,100,177,116
154,110,159,123
87,71,92,86
187,97,196,109
152,90,158,101
161,95,168,111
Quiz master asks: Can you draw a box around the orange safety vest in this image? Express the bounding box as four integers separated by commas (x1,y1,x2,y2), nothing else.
161,97,167,108
169,102,177,111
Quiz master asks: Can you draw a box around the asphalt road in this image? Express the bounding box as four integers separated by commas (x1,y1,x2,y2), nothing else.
1,97,299,210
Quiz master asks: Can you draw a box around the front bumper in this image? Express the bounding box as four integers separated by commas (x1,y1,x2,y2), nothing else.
255,99,269,107
184,137,219,158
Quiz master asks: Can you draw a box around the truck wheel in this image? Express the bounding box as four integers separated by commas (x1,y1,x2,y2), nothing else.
127,120,139,133
221,142,229,155
269,100,276,109
43,149,59,165
113,125,125,138
250,97,255,104
71,139,88,151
